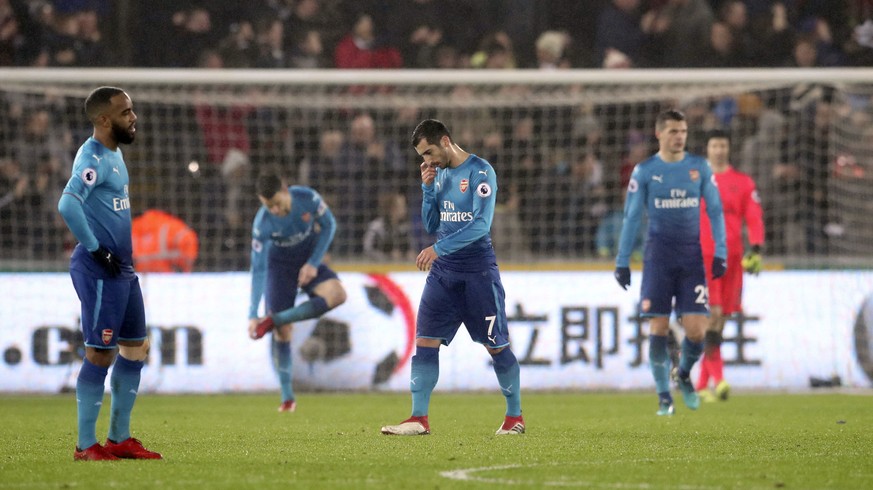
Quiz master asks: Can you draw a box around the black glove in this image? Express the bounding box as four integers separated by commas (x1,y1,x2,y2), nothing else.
711,257,727,280
615,267,631,290
91,245,121,277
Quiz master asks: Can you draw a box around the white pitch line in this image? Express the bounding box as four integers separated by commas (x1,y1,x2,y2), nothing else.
440,461,724,489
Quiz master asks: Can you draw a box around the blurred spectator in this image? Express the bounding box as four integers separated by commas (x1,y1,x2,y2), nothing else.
797,16,845,66
642,0,714,67
218,19,257,68
167,7,217,67
132,209,200,273
703,22,745,67
595,0,644,68
289,29,325,68
362,192,415,261
534,30,571,69
502,115,546,252
0,0,26,65
194,93,255,229
554,152,606,255
788,35,819,67
197,48,224,68
332,113,405,254
284,0,341,56
13,106,72,253
385,0,444,68
717,0,755,65
334,12,402,69
748,1,795,66
433,43,462,68
0,157,27,251
254,18,288,68
470,31,516,69
846,18,873,65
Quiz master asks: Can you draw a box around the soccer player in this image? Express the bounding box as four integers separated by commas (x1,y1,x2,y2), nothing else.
380,119,524,436
696,130,764,402
248,173,347,412
614,109,727,416
57,86,162,460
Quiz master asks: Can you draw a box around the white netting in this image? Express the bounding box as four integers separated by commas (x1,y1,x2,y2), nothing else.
2,68,873,271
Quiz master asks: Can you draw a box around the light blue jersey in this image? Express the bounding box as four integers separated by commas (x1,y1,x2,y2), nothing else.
616,152,727,268
249,186,336,318
59,137,135,278
422,154,497,272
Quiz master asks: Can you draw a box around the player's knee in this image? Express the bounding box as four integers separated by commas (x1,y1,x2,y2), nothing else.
319,282,346,308
331,285,347,307
85,347,116,368
275,324,294,341
486,345,506,356
415,337,442,349
119,339,149,362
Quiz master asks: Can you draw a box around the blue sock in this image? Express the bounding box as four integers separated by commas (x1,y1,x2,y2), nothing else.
273,296,330,325
108,355,144,443
649,334,671,396
491,348,522,417
410,346,439,417
76,359,108,449
272,339,295,403
678,337,704,379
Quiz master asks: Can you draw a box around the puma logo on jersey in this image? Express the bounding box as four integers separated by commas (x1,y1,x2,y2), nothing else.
652,175,663,183
113,166,120,174
92,154,102,164
478,170,488,176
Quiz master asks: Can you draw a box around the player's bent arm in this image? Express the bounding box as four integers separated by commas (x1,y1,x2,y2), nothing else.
248,211,271,319
702,174,728,259
308,207,336,268
249,244,268,319
433,173,495,255
57,192,99,252
421,183,439,234
615,176,645,268
744,181,765,247
433,215,490,256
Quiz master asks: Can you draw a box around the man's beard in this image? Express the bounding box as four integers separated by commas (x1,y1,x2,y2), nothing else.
112,123,135,144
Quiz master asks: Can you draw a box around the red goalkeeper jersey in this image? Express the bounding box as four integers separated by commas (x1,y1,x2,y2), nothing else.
700,165,764,257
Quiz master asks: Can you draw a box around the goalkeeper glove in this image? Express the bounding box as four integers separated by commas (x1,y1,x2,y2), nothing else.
711,257,727,280
614,267,631,290
91,245,121,277
742,245,763,275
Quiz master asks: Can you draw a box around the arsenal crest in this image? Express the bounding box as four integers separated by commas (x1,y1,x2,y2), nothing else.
459,179,469,192
689,169,700,181
102,329,113,345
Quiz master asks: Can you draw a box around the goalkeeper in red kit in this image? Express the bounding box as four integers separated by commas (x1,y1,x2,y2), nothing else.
697,130,764,401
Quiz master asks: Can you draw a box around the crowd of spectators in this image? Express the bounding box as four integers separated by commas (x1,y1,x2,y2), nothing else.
3,0,873,270
2,0,873,70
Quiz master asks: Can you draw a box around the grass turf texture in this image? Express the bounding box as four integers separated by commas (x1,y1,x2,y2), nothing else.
1,392,871,489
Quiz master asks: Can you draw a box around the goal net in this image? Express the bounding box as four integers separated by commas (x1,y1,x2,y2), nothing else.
2,68,872,271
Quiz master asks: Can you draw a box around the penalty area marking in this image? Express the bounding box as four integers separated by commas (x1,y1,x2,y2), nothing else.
440,462,722,489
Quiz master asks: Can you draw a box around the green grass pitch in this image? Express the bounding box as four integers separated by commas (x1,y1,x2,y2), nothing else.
1,392,871,489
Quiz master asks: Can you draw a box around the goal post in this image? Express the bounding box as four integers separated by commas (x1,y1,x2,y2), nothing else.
2,68,873,271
